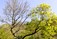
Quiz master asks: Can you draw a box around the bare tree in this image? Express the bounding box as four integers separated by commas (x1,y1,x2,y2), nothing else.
1,0,31,39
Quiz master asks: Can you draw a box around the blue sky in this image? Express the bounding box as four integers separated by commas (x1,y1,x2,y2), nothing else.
0,0,57,16
0,0,57,24
27,0,57,14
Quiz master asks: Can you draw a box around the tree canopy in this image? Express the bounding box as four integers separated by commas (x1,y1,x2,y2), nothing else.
0,2,57,39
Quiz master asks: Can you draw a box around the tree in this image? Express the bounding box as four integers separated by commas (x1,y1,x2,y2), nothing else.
22,3,57,39
0,0,32,39
0,0,57,39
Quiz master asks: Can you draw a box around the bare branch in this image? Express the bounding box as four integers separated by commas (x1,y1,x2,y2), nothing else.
3,0,30,38
12,12,33,29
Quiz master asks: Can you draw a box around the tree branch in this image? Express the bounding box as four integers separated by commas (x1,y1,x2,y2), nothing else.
22,27,41,39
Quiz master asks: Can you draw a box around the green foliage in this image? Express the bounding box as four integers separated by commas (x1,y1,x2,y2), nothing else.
25,20,57,39
0,3,57,39
0,24,14,39
24,3,57,39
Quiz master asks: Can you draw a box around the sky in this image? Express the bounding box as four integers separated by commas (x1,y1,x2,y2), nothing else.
0,0,57,23
0,0,57,16
27,0,57,14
